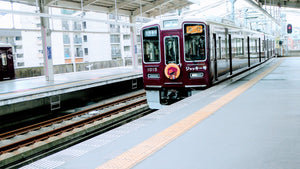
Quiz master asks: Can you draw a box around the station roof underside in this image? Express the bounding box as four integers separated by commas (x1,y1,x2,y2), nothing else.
1,0,299,25
261,0,300,9
1,0,193,18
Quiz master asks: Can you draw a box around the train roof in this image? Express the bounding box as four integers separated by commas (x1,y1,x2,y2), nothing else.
141,16,268,36
142,16,243,28
142,16,209,29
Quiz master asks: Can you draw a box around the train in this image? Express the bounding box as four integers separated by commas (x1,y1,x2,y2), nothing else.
0,44,15,81
141,17,275,109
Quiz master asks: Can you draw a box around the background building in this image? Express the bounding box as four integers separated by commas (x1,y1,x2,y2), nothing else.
0,2,141,71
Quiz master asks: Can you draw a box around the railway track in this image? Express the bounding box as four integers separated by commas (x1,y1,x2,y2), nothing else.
0,91,151,168
0,91,146,142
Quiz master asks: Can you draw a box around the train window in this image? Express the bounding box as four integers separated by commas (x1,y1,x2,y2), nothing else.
143,26,160,63
218,37,221,59
1,53,7,66
255,39,258,53
164,36,179,64
232,38,244,58
184,24,206,61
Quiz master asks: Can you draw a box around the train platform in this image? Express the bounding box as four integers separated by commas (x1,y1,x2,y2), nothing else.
0,66,142,116
22,57,299,169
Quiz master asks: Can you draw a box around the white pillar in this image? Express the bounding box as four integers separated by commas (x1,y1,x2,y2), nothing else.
70,31,76,72
230,0,237,23
39,0,54,81
130,15,138,70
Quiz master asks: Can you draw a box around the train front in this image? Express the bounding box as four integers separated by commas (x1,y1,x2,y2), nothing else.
141,19,210,109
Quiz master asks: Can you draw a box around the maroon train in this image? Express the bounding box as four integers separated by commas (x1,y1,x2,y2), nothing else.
141,17,275,109
0,44,15,81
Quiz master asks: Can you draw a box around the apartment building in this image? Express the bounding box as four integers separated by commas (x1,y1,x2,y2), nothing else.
0,3,138,68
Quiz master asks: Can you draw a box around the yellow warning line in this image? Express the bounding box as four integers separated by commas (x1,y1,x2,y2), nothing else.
96,59,284,169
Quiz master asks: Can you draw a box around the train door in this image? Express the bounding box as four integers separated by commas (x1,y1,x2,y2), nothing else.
0,47,14,80
212,33,218,81
162,31,183,84
7,47,14,79
0,48,8,80
212,26,231,81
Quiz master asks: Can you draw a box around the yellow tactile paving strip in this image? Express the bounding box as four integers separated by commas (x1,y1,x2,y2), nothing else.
96,59,284,169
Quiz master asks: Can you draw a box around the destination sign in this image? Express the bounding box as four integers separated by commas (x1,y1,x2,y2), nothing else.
144,29,158,37
186,25,203,34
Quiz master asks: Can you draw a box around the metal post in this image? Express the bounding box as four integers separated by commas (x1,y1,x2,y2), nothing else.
213,34,218,81
259,38,261,62
273,0,275,17
130,15,138,70
244,9,248,28
269,0,271,15
228,34,232,75
230,0,237,23
39,0,54,81
10,1,15,29
247,36,250,67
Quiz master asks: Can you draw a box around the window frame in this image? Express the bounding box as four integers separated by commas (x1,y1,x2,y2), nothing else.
164,35,180,65
183,23,207,62
142,25,161,64
1,53,7,66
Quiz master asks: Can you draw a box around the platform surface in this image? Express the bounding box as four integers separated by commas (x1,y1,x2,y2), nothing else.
0,66,142,107
21,57,300,169
0,66,141,94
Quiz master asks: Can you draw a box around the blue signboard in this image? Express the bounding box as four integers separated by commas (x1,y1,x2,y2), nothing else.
47,46,52,59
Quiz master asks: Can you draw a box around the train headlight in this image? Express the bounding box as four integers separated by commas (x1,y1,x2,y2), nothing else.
147,73,160,79
190,72,204,79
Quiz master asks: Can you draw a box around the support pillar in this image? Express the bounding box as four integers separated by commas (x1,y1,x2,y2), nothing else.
130,15,138,70
230,0,237,23
39,0,54,81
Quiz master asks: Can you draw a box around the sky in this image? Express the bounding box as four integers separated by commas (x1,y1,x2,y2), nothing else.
283,9,300,27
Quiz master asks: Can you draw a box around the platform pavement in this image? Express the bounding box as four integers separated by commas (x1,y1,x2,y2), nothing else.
0,66,141,95
0,66,142,115
21,57,300,169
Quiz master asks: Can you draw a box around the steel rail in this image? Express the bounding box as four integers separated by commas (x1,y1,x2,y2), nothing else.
0,98,147,154
0,92,145,141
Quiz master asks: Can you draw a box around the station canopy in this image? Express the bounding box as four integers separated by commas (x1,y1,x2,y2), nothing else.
0,0,298,26
1,0,300,18
0,0,193,18
1,0,298,33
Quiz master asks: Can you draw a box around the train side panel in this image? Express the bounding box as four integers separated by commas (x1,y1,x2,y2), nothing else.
209,23,273,84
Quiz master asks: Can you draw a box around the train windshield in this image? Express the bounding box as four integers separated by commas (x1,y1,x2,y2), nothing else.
143,26,160,63
184,24,206,61
165,36,179,64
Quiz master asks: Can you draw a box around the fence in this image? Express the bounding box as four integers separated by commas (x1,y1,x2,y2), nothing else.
14,59,124,78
